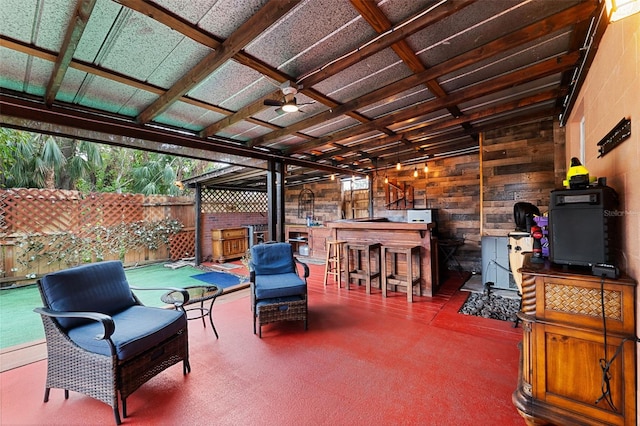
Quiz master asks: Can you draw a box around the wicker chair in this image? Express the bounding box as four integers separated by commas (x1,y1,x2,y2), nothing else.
34,261,190,425
250,242,309,337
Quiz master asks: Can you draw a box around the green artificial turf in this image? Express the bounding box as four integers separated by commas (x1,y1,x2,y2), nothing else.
0,263,245,350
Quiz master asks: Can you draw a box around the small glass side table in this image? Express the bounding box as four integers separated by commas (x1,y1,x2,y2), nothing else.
162,285,223,338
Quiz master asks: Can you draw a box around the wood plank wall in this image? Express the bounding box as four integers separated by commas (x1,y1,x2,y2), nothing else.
423,154,481,271
482,118,562,237
282,117,564,273
284,180,343,225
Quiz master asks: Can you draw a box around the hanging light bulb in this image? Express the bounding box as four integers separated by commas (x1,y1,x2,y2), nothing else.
413,167,418,178
330,174,335,181
396,161,401,171
424,163,429,173
384,175,388,184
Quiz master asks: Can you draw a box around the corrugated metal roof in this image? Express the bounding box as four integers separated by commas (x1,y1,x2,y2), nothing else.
0,0,606,188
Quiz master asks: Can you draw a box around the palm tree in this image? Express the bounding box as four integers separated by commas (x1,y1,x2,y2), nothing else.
1,128,208,194
0,131,101,190
131,152,182,196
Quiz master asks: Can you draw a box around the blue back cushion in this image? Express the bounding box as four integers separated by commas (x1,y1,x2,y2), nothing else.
251,243,296,276
39,261,136,329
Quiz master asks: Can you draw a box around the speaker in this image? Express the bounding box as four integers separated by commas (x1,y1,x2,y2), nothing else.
549,186,618,267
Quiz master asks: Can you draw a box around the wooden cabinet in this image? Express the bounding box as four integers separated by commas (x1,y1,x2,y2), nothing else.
310,226,330,259
513,254,637,426
211,227,248,263
285,225,309,256
284,225,330,258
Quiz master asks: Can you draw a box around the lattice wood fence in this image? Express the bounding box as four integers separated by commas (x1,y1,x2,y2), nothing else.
201,188,267,213
0,189,195,282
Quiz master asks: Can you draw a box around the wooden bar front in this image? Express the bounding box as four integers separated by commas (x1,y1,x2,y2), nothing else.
327,219,439,296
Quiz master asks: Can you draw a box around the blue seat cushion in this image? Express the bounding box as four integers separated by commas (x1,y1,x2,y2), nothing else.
40,261,136,329
251,243,296,275
67,305,186,361
254,273,306,299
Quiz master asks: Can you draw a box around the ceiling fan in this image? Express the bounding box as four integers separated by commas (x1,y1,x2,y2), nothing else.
264,82,313,113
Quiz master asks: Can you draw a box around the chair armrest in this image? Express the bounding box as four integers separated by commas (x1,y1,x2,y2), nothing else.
33,307,115,340
294,257,310,278
130,286,190,307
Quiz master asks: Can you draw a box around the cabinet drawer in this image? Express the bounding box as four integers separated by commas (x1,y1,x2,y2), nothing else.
223,228,247,239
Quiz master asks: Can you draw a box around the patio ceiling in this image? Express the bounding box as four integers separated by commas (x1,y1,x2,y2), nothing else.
0,0,606,189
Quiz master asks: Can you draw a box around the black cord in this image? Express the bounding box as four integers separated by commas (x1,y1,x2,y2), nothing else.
595,275,617,411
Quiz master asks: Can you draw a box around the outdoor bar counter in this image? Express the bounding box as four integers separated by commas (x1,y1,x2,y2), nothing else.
327,218,439,297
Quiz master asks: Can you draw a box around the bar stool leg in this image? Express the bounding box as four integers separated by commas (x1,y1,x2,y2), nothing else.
364,245,371,294
407,248,413,303
336,243,343,287
381,247,387,298
323,243,331,287
414,247,422,298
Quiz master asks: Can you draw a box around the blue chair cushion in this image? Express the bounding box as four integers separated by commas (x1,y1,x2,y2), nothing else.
67,305,187,361
40,261,136,329
251,243,296,276
254,273,306,299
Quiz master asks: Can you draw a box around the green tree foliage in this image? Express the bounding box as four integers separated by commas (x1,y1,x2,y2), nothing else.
1,128,214,194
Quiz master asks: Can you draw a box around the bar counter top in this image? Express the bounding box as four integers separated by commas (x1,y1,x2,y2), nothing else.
326,219,439,296
327,219,434,231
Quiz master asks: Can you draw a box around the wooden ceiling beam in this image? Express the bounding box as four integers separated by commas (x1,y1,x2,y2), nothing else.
113,0,221,49
350,0,468,122
45,0,97,106
311,88,561,164
404,88,562,137
246,1,595,150
298,0,476,88
136,0,301,124
200,90,282,137
288,51,580,154
117,0,388,137
0,35,291,132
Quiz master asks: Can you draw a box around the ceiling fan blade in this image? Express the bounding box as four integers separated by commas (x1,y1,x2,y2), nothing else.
264,99,283,107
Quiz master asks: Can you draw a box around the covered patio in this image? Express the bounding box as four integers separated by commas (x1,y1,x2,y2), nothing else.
1,1,638,425
1,262,523,425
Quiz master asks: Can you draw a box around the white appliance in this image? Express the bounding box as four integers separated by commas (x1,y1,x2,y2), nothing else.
407,209,435,223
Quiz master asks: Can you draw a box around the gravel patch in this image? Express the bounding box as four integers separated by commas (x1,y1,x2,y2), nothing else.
459,286,521,322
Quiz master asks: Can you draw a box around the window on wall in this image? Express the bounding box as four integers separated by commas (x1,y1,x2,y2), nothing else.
341,177,369,192
341,177,370,219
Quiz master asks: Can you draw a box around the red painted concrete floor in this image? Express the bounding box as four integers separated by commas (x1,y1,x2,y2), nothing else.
0,263,525,425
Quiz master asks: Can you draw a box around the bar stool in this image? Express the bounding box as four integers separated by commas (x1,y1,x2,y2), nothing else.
324,240,346,287
381,245,422,302
345,242,382,293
